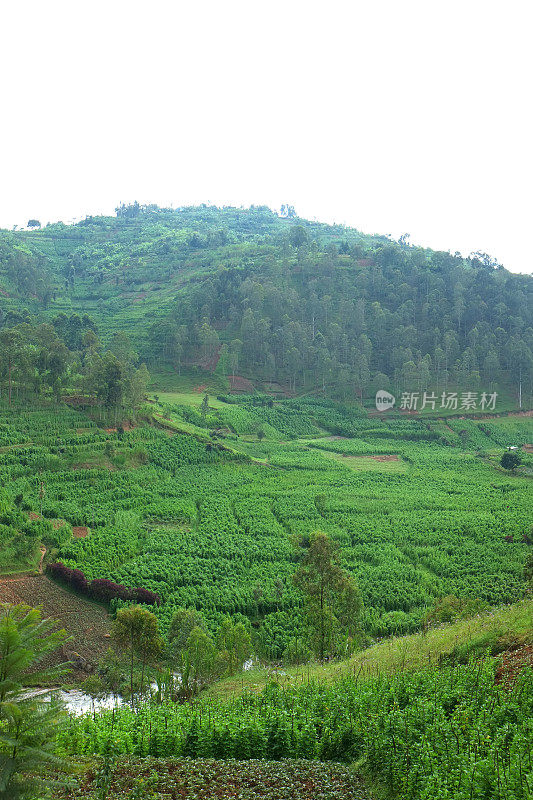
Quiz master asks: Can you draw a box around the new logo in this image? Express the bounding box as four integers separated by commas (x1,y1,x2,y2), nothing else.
375,391,396,411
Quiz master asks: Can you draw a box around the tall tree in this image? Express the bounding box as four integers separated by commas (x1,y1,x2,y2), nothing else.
0,329,27,405
293,532,361,660
112,606,162,704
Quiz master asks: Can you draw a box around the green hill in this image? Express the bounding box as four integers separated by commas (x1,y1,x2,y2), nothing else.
1,205,532,800
1,204,532,405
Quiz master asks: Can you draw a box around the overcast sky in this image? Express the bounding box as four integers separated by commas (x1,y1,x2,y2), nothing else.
1,2,531,273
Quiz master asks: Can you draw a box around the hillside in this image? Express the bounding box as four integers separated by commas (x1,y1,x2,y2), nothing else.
49,598,533,800
1,204,532,405
1,400,531,649
209,596,533,698
0,573,111,680
1,206,532,800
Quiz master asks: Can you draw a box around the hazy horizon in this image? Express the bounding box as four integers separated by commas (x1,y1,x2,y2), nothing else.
2,1,531,274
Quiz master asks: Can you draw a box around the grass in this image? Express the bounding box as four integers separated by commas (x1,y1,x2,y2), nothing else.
149,367,229,394
154,391,228,409
0,546,43,577
319,450,408,473
207,598,533,699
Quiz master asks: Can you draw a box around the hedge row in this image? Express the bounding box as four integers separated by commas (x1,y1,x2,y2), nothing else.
47,561,161,606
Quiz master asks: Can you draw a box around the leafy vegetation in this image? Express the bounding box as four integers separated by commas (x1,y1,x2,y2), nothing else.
0,204,532,799
1,205,532,403
56,657,533,800
0,402,530,647
55,757,371,800
0,605,70,799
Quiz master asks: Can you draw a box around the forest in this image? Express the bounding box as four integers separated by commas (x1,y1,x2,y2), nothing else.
1,204,532,404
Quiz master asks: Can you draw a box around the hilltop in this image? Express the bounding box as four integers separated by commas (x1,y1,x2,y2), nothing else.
0,204,531,405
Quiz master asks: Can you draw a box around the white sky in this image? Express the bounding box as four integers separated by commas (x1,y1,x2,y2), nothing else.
1,1,531,273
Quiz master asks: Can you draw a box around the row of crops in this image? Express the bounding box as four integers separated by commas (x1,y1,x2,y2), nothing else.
58,659,533,800
0,405,531,636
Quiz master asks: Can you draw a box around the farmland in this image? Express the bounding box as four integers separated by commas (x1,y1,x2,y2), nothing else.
1,127,532,798
57,648,533,800
1,396,531,645
55,758,372,800
0,573,111,677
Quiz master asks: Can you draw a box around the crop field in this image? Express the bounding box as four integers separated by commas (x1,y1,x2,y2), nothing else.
0,398,531,641
57,658,533,800
54,758,371,800
318,450,408,472
0,573,111,674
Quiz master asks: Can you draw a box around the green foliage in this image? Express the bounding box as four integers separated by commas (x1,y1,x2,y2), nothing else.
501,450,522,471
112,606,162,703
1,406,531,639
525,551,533,586
58,659,533,800
423,594,490,626
1,206,531,402
57,757,370,799
293,532,361,659
216,618,252,675
0,604,70,799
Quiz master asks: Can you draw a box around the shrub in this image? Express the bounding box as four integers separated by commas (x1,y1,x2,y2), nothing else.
47,561,160,606
90,578,132,603
132,586,161,606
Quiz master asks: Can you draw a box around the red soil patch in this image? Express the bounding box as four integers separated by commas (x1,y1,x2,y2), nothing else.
72,526,89,539
495,644,533,689
229,375,255,393
28,512,41,521
52,519,66,529
193,384,208,393
197,345,221,372
523,444,533,453
372,454,399,462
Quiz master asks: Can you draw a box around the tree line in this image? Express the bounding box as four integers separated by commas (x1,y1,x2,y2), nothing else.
148,234,532,399
0,313,149,408
2,205,531,401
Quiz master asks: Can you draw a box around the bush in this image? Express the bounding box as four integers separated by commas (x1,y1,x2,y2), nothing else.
132,586,161,606
90,578,132,603
501,451,522,470
47,561,159,606
424,595,490,627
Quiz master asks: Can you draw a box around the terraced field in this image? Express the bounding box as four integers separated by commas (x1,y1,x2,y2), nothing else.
1,398,531,643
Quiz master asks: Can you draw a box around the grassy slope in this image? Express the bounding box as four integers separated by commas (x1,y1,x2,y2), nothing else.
208,598,533,699
2,209,530,409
